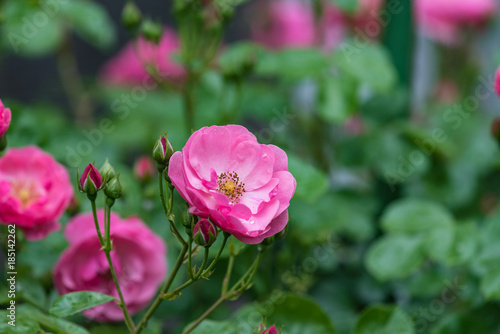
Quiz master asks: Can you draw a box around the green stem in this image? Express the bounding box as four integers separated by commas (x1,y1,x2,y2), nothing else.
202,233,230,275
181,296,227,334
221,253,235,295
159,172,186,246
187,235,194,279
91,200,135,333
194,247,210,280
183,250,263,334
134,244,189,334
90,200,104,246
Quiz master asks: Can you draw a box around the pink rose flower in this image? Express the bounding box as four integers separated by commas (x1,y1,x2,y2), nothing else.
415,0,497,45
495,67,500,97
168,125,296,244
100,28,185,86
53,210,167,322
262,325,278,334
0,99,11,138
250,0,316,50
0,146,73,240
319,4,347,50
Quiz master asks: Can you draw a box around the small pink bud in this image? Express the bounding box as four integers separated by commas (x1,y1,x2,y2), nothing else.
261,325,278,334
0,99,12,138
134,156,156,183
495,67,500,97
153,134,174,169
80,163,103,195
193,218,218,247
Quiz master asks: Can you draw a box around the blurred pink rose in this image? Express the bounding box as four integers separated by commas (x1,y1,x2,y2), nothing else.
0,99,11,138
319,4,347,50
54,210,167,322
0,146,73,240
415,0,497,44
262,325,278,334
100,28,185,86
168,125,296,244
251,0,316,49
134,156,156,183
495,67,500,97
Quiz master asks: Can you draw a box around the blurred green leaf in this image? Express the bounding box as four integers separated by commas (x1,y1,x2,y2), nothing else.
61,0,115,49
236,293,336,334
0,310,40,334
332,42,397,93
354,304,414,334
49,291,117,318
381,199,454,234
319,75,349,123
480,267,500,300
217,42,259,77
288,154,329,203
366,235,424,281
190,320,239,334
1,2,64,56
330,0,358,12
256,48,328,79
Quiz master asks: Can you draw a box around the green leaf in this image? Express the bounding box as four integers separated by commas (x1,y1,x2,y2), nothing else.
366,235,424,281
1,2,64,56
17,305,90,334
381,199,454,234
190,320,239,334
480,267,500,300
354,305,414,334
319,75,350,123
287,154,329,203
256,48,328,79
49,291,117,318
61,0,115,49
236,293,336,334
332,42,397,93
217,42,260,77
0,311,40,334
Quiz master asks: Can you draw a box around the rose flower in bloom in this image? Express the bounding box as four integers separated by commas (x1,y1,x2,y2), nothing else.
0,146,73,240
100,28,185,86
168,125,296,244
0,99,11,138
415,0,497,45
54,210,167,322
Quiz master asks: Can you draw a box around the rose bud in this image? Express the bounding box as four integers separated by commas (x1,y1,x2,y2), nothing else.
0,99,11,138
181,206,193,228
153,134,174,170
261,325,278,334
0,99,12,150
100,158,116,183
193,218,218,247
122,1,142,31
134,156,156,183
79,163,103,197
104,175,123,200
141,18,163,44
495,66,500,97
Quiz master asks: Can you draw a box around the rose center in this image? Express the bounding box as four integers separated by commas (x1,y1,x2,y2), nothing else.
10,180,40,209
217,171,245,203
